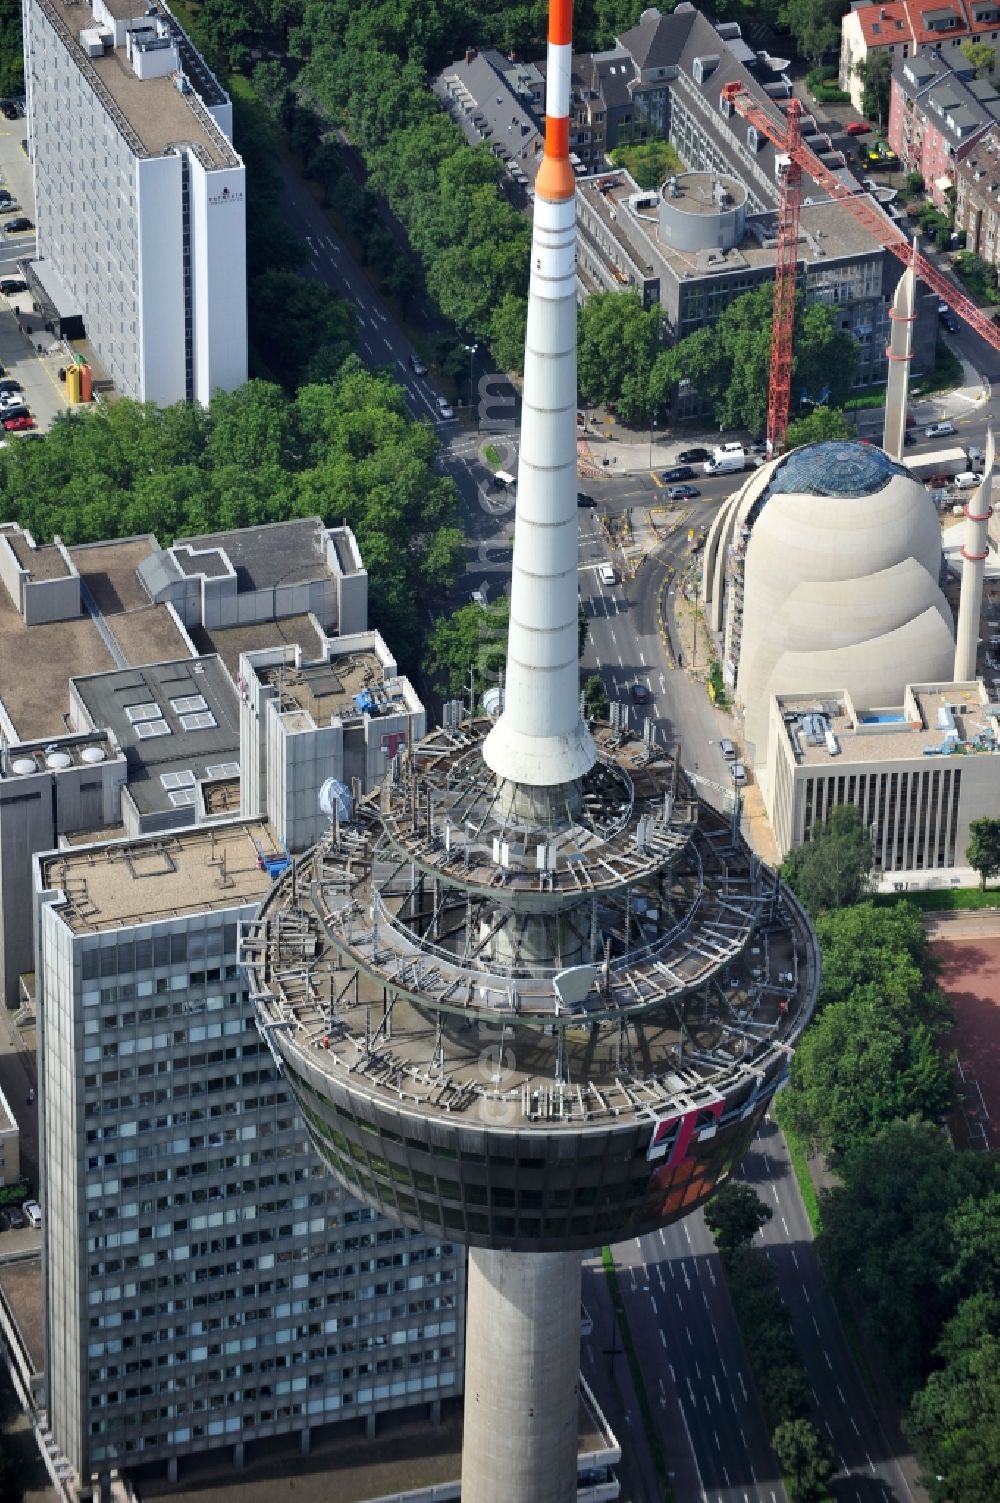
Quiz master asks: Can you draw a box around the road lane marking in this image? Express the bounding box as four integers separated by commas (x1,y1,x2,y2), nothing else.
650,1294,657,1314
836,1384,846,1402
781,1216,789,1235
660,1329,667,1348
850,1417,860,1435
791,1249,799,1269
685,1326,693,1345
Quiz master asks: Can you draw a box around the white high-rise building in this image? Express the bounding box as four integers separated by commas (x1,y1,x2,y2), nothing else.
22,0,247,404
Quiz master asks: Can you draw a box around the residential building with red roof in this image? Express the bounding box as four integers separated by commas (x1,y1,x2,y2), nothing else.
888,48,1000,203
840,0,1000,114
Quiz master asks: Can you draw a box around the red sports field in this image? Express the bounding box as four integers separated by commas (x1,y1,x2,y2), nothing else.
935,933,1000,1150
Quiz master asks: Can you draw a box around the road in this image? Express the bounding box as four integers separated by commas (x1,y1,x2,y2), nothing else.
740,1122,917,1503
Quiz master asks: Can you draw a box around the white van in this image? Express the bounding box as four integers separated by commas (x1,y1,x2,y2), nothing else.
703,450,746,476
953,472,979,489
598,563,616,587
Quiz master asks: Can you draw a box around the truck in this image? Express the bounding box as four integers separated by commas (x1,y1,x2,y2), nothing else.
703,444,747,476
902,447,970,484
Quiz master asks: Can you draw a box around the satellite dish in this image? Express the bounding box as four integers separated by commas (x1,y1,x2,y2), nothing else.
319,778,353,823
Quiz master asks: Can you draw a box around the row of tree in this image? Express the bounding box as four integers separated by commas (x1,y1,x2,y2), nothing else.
0,371,465,664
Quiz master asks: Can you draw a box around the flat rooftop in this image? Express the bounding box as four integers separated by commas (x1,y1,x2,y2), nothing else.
0,578,114,741
189,615,325,678
42,820,281,932
580,173,882,288
260,651,398,724
70,537,190,665
37,0,238,170
172,518,335,592
4,531,70,579
662,171,747,215
777,683,1000,767
72,655,240,815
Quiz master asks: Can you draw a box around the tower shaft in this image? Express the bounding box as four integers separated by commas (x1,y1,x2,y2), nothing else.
883,252,917,461
461,1249,582,1503
955,429,994,680
482,0,596,791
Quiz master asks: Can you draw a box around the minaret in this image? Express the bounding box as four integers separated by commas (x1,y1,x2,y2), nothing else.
482,0,595,804
883,248,917,460
954,427,994,680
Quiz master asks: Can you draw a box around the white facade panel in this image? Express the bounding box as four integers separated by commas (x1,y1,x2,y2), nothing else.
188,157,248,404
135,154,186,405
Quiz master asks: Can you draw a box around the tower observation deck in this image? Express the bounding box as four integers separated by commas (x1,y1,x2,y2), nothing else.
242,3,819,1498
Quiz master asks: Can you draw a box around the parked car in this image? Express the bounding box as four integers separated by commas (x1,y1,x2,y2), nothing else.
597,563,616,587
661,465,695,482
731,762,748,785
3,415,34,431
925,420,957,439
3,216,32,232
0,378,22,394
408,354,427,376
953,471,980,489
845,120,871,136
576,492,596,507
0,102,19,121
719,738,736,759
666,484,701,500
677,447,712,464
435,395,453,420
2,1206,26,1230
0,277,26,294
630,682,651,703
23,1200,41,1229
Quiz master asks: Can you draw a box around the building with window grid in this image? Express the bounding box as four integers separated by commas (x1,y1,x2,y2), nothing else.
22,0,246,403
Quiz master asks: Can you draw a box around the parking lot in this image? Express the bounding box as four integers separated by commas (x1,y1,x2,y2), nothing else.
0,110,72,438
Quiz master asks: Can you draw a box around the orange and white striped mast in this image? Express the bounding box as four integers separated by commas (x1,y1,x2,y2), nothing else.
483,0,597,798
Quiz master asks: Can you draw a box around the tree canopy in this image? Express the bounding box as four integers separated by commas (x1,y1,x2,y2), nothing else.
785,406,853,448
781,805,873,916
966,817,1000,889
704,1181,772,1260
659,287,859,436
577,293,669,425
855,52,892,128
0,369,463,665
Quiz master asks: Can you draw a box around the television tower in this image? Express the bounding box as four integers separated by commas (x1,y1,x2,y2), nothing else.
243,5,819,1499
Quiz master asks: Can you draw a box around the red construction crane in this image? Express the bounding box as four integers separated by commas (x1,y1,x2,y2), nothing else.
721,79,1000,454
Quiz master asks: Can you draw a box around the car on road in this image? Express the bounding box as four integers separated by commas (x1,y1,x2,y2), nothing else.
576,492,595,507
408,354,427,376
677,446,711,464
719,738,736,759
731,762,747,785
4,216,32,232
661,465,695,482
0,278,26,295
3,415,34,431
597,563,616,587
435,395,454,420
666,484,701,500
2,1206,26,1230
953,471,980,489
1,103,19,120
925,420,957,439
630,682,651,703
844,120,871,135
23,1200,41,1229
0,378,22,394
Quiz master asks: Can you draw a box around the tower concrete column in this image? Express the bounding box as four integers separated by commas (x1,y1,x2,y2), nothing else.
882,255,916,461
955,428,995,680
461,1249,581,1503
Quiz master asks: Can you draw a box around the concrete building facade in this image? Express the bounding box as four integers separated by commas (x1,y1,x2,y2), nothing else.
954,124,1000,257
22,0,247,404
35,822,462,1481
766,681,1000,872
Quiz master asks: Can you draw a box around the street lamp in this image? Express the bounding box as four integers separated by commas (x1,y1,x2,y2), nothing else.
464,342,479,407
649,417,656,470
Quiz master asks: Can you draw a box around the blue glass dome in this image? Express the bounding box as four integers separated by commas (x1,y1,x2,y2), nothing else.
767,440,909,498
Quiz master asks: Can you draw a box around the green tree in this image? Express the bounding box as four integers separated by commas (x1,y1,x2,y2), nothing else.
855,52,893,128
583,674,610,720
424,597,510,697
773,1419,834,1501
779,0,842,63
705,1181,772,1260
785,406,853,448
966,816,1000,889
251,271,357,389
959,38,996,77
660,286,857,435
781,805,874,916
907,1323,1000,1503
0,0,24,97
813,901,952,1028
578,293,665,424
820,1122,1000,1395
